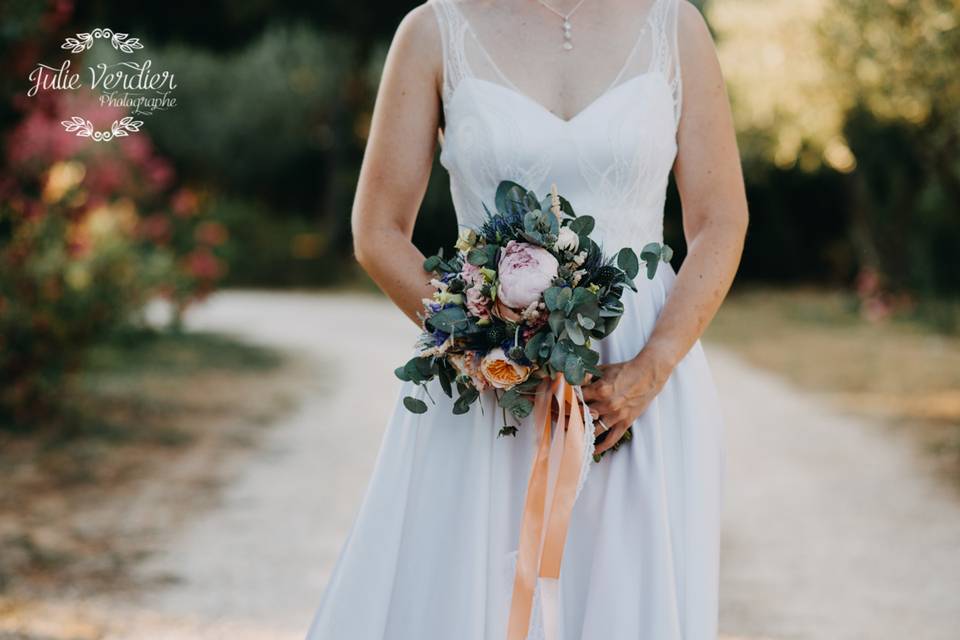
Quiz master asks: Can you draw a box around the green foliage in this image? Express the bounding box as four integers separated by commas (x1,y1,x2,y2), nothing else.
205,195,344,287
400,181,672,424
135,25,351,207
819,0,960,297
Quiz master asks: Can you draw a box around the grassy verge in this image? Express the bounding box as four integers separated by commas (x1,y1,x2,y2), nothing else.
0,329,301,598
707,287,960,480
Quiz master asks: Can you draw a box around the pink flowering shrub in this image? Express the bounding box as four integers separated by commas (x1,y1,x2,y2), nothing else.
0,90,230,426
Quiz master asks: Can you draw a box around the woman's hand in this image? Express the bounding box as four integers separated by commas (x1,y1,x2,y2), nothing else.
570,2,748,458
580,346,677,455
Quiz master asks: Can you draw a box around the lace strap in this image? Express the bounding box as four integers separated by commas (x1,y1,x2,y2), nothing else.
428,0,472,105
652,0,684,130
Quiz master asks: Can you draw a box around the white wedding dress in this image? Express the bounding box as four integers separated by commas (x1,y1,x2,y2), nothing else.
306,0,724,638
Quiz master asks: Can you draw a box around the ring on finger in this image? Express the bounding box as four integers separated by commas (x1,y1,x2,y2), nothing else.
596,417,609,433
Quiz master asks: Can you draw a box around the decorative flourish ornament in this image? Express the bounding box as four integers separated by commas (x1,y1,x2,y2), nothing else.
60,116,144,142
61,28,143,54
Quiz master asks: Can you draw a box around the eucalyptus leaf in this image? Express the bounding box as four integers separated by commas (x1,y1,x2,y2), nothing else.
544,287,563,311
438,364,453,398
565,318,585,345
403,396,428,414
521,230,544,245
403,358,427,383
453,387,479,414
524,190,540,211
640,242,663,261
467,248,488,266
525,331,547,362
563,353,586,385
426,306,468,334
414,356,434,377
603,315,622,335
499,387,522,409
548,309,566,334
511,398,534,419
423,255,441,272
645,259,659,280
523,211,541,233
549,341,569,371
617,247,640,279
570,287,596,306
568,215,595,236
496,181,527,216
539,332,556,358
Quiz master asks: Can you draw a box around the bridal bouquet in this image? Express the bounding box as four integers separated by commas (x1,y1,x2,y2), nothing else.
396,180,671,456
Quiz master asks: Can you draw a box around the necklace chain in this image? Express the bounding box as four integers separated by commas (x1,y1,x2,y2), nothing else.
537,0,588,19
537,0,591,51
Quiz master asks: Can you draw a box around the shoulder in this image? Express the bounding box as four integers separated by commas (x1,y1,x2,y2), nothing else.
397,2,442,39
394,2,442,53
676,1,720,70
676,1,714,46
387,3,443,92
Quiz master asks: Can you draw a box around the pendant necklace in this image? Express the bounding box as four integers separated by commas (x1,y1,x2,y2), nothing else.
537,0,591,51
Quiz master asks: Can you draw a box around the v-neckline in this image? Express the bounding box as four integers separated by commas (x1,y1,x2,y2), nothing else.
460,71,660,127
448,0,660,124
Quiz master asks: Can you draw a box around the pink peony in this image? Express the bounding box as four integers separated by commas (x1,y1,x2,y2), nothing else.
460,260,485,287
465,285,490,319
496,240,558,311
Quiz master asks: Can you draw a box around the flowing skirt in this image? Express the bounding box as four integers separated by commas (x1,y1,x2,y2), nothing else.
305,263,724,639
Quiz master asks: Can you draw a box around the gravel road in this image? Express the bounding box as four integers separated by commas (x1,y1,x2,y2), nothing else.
57,291,960,639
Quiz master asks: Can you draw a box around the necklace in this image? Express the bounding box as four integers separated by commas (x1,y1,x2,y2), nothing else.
537,0,590,51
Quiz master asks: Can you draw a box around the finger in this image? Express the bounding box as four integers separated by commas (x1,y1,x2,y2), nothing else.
586,399,616,416
593,415,609,438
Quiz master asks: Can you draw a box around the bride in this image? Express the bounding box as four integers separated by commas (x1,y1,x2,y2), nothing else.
307,0,747,638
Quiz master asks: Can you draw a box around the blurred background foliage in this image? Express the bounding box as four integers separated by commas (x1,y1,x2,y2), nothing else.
0,0,958,427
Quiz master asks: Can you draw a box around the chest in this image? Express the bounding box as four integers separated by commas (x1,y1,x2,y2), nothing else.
439,71,678,197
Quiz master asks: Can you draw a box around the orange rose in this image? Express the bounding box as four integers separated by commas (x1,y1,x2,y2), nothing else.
480,347,531,389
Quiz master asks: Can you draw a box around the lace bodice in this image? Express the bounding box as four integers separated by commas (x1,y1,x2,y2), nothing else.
429,0,683,253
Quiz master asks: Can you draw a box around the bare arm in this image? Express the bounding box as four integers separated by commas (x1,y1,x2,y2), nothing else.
644,0,749,372
351,5,443,328
584,1,749,453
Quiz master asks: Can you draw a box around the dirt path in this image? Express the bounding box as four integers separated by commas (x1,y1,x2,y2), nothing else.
29,291,960,639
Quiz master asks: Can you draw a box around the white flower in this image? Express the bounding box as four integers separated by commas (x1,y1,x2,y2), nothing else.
520,300,543,322
555,227,579,252
549,183,561,218
571,249,588,266
570,268,588,286
435,291,463,305
454,227,478,252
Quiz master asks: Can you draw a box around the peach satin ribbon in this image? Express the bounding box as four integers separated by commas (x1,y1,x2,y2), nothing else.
506,373,591,640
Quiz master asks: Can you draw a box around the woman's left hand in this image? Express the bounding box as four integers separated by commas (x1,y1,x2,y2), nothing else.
580,348,675,455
